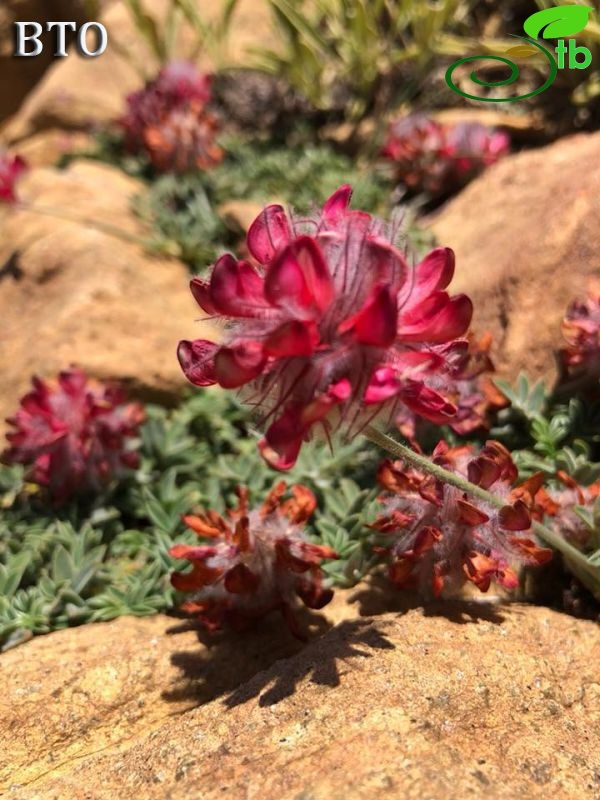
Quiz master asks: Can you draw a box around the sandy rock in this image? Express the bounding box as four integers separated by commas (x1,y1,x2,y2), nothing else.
2,596,599,799
1,0,278,147
0,159,213,427
0,0,91,124
430,131,600,385
9,128,93,168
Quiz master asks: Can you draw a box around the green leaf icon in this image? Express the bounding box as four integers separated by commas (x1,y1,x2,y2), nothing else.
523,5,593,39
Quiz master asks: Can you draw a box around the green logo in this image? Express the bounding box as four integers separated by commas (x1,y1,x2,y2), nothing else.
445,5,594,102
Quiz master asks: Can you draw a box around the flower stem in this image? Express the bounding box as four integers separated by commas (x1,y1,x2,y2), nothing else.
363,424,600,596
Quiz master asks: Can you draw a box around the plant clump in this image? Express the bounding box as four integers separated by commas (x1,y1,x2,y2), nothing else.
372,440,552,596
120,61,223,174
381,114,510,198
170,482,337,637
2,368,144,504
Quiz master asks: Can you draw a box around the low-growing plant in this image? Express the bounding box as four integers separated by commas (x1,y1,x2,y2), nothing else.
254,0,475,122
120,61,223,175
381,114,510,199
2,187,598,650
118,0,240,75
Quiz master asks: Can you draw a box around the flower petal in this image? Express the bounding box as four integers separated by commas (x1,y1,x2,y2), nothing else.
259,407,304,471
224,563,261,594
214,341,266,388
399,247,455,309
177,339,218,386
263,320,319,358
247,204,291,264
399,292,473,343
321,184,352,225
498,499,531,531
400,381,457,423
338,284,398,347
189,277,218,315
364,367,401,405
209,254,265,316
265,236,334,318
457,499,490,526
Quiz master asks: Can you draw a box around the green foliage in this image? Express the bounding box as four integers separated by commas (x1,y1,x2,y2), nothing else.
118,0,240,76
0,389,379,651
491,374,600,484
206,137,390,214
254,0,474,121
129,137,393,270
131,176,231,267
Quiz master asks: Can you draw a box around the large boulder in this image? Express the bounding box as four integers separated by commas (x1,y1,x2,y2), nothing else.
431,131,600,386
0,160,213,428
1,597,598,799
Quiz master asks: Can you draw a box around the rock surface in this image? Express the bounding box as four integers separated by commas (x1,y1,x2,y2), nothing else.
0,160,213,428
1,0,278,152
0,0,90,124
2,595,599,799
431,131,600,385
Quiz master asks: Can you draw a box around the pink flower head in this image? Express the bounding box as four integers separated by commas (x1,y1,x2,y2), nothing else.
3,368,144,503
0,151,27,204
559,287,600,385
169,482,337,638
179,185,473,470
443,122,510,177
371,441,552,596
120,61,221,173
381,114,509,197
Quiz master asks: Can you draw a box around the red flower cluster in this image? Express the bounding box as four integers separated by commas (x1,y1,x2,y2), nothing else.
558,287,600,388
0,151,27,204
3,368,144,503
179,185,473,470
396,333,507,443
371,441,552,596
120,61,222,173
381,114,509,197
170,483,337,637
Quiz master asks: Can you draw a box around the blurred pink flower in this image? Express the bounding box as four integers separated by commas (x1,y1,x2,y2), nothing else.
178,185,473,469
0,152,27,204
381,114,509,197
559,287,600,387
120,61,222,173
3,368,144,503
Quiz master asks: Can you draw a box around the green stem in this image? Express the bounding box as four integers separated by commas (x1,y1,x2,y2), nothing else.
363,424,600,592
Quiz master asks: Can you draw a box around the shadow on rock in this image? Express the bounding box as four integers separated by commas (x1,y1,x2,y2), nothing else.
226,618,395,709
348,575,509,625
162,579,508,713
161,606,330,709
162,608,395,711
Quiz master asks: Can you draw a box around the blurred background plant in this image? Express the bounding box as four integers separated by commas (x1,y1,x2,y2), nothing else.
252,0,476,125
116,0,241,76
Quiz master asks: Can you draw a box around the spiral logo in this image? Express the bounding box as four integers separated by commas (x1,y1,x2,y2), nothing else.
445,35,558,103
